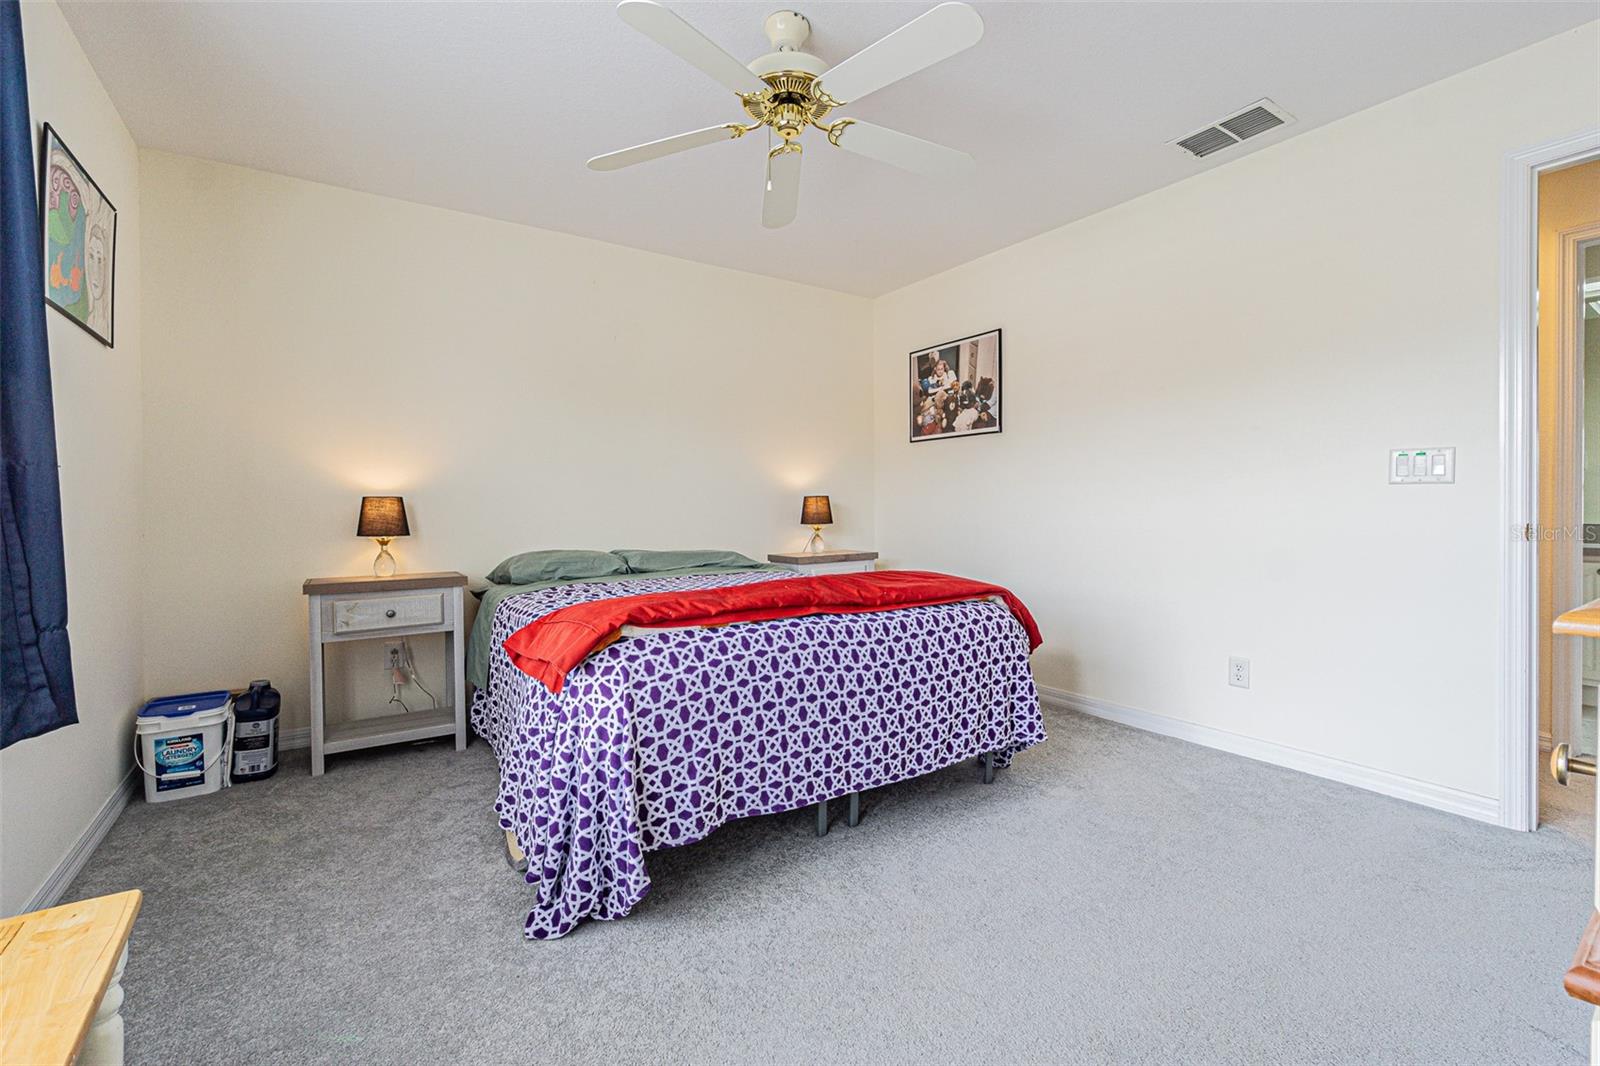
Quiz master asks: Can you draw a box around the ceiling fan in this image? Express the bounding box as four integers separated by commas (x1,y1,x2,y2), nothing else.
588,1,985,229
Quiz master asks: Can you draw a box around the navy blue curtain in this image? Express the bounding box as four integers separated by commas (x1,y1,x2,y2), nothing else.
1,0,77,748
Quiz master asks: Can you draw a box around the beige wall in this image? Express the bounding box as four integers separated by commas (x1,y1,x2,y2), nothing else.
137,151,875,734
1538,159,1600,742
871,24,1600,808
1,0,144,914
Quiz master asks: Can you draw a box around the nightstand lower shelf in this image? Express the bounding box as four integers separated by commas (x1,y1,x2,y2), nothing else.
323,707,458,755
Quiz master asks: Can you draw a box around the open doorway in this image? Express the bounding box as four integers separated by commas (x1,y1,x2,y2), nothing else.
1537,158,1600,832
1575,239,1600,755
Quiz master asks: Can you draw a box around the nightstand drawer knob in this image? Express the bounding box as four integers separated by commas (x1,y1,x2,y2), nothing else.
385,609,397,619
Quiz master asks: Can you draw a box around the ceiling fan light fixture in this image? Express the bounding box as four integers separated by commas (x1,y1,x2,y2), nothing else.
591,1,986,227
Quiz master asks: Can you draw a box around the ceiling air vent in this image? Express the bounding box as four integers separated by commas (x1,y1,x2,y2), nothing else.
1170,98,1294,159
1175,127,1236,159
1220,105,1285,140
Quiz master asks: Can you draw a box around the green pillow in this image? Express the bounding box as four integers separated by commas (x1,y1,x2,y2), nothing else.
611,549,761,573
487,549,629,586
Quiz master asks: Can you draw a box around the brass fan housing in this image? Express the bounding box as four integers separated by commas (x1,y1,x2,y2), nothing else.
740,71,836,142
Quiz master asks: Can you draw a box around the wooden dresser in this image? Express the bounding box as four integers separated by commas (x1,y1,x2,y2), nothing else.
0,890,141,1065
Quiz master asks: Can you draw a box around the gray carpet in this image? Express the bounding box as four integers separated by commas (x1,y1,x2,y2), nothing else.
66,708,1594,1065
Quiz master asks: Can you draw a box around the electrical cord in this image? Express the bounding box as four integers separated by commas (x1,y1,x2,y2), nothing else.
387,682,412,714
401,639,439,709
383,639,437,714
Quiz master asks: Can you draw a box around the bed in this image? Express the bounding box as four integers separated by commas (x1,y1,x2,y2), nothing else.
469,555,1045,939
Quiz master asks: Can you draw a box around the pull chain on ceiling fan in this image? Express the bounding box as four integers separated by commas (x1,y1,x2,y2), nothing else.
587,1,984,229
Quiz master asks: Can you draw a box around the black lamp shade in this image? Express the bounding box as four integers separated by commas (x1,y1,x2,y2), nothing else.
800,495,833,526
357,496,410,538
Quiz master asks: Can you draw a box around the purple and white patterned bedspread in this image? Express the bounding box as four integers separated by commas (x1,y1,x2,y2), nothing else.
470,570,1045,939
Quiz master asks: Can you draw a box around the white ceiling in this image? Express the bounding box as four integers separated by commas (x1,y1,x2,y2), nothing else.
58,1,1598,296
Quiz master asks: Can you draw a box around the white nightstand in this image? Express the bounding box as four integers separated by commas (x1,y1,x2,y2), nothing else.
302,571,467,776
767,550,879,576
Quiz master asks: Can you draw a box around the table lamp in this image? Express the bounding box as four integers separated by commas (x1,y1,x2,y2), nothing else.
801,495,832,553
357,496,410,577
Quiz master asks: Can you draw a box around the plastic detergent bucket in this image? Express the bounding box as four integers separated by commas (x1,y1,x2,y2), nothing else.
135,691,232,803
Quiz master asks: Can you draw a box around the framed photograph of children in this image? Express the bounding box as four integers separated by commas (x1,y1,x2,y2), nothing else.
908,328,1001,442
39,123,117,347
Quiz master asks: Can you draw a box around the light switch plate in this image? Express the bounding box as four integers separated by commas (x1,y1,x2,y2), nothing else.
1389,447,1455,484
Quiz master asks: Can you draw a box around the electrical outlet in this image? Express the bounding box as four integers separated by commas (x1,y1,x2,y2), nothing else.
384,643,403,671
1228,656,1250,689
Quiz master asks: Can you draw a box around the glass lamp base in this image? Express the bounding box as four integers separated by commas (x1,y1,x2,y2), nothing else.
803,526,826,553
373,542,397,577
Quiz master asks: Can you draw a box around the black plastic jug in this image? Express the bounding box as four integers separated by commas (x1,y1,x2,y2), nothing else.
231,680,280,782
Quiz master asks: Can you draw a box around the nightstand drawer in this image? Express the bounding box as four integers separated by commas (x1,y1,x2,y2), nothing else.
330,592,444,634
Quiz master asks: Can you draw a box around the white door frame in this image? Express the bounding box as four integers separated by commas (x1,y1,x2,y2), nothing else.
1499,126,1600,832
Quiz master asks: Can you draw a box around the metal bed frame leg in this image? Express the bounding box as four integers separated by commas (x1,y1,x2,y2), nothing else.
847,792,861,827
815,799,828,837
982,752,995,784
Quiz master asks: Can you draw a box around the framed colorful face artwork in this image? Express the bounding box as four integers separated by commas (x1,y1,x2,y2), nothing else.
40,123,117,347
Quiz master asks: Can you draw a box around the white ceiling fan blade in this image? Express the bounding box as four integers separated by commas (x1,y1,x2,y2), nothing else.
587,124,742,171
828,120,974,177
815,2,984,105
617,0,767,96
762,148,802,229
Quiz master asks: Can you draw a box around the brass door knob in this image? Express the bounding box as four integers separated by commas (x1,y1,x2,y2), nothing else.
1551,743,1598,785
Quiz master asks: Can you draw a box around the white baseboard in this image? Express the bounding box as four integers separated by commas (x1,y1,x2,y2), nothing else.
279,726,310,751
23,765,138,914
1038,686,1501,826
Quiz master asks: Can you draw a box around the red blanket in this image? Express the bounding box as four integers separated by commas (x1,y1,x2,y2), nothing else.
503,570,1043,693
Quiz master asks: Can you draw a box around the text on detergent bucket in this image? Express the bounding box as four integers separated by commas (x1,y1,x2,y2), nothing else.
155,738,202,766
